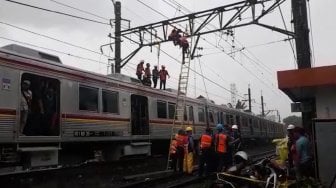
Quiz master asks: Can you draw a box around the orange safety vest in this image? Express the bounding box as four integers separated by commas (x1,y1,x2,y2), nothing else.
215,133,228,153
170,140,177,154
175,134,187,147
200,134,212,149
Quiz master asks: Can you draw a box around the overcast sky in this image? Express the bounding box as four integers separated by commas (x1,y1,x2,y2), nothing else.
1,0,335,120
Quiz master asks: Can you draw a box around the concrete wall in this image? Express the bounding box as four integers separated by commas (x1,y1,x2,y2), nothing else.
315,86,336,119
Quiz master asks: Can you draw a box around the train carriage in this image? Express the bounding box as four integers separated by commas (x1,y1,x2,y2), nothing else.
0,44,285,169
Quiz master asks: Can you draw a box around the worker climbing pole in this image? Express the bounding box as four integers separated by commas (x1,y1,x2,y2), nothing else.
166,26,195,170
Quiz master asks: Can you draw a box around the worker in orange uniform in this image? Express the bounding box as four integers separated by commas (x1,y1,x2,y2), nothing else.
184,126,195,174
136,60,145,80
143,63,151,86
214,124,230,172
169,137,178,171
198,127,213,177
159,65,170,90
175,129,187,173
179,36,189,62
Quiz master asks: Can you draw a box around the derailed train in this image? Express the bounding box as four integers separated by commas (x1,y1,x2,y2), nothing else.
0,44,285,169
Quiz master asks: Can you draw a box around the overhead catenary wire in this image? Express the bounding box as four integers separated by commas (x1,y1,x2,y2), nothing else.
4,0,110,25
49,0,110,21
158,0,283,93
0,36,108,66
133,0,271,105
307,0,315,67
278,5,297,65
165,0,294,94
0,21,112,59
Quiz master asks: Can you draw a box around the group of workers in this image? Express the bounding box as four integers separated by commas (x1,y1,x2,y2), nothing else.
286,124,313,186
169,124,242,177
136,60,170,90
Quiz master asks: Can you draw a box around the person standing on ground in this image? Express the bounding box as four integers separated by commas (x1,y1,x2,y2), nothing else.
214,124,230,172
152,65,159,88
184,126,195,175
198,127,213,177
175,129,187,173
169,137,178,172
287,124,295,169
292,127,312,186
159,65,170,90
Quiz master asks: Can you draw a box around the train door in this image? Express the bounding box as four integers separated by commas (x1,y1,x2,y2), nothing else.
20,73,60,136
131,95,149,135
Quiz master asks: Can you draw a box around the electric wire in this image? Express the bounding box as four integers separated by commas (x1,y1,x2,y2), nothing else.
134,0,269,105
0,21,112,59
165,0,292,86
0,36,108,66
160,0,282,92
49,0,110,21
278,5,297,64
307,0,316,67
4,0,109,25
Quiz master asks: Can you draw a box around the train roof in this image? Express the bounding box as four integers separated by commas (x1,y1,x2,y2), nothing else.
1,44,62,64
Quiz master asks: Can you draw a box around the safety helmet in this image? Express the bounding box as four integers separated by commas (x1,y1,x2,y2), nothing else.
287,124,295,130
232,125,238,130
216,124,223,131
234,151,248,161
185,126,192,132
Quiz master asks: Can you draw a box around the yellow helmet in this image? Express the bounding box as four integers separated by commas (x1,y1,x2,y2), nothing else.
185,126,192,131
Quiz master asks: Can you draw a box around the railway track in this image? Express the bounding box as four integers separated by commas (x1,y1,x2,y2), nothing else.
0,147,276,188
118,150,276,188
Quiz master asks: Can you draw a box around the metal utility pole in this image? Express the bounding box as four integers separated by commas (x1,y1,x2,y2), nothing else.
114,1,121,73
292,0,311,68
248,86,252,112
261,93,265,117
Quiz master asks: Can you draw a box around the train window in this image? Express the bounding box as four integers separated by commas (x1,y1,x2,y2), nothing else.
236,116,241,126
168,103,176,119
208,111,214,123
188,106,194,121
242,117,248,127
253,119,259,128
102,90,119,113
79,85,99,112
226,114,230,125
157,101,167,118
184,106,188,121
198,108,205,122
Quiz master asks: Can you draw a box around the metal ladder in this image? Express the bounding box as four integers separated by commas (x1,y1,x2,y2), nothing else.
166,45,192,170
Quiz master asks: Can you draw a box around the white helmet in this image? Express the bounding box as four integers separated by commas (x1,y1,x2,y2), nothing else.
234,151,248,161
287,124,295,130
232,125,238,130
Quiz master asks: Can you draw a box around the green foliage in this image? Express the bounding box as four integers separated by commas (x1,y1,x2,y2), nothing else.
283,115,302,126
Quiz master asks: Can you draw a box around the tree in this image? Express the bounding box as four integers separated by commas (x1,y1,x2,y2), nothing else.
283,115,302,127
